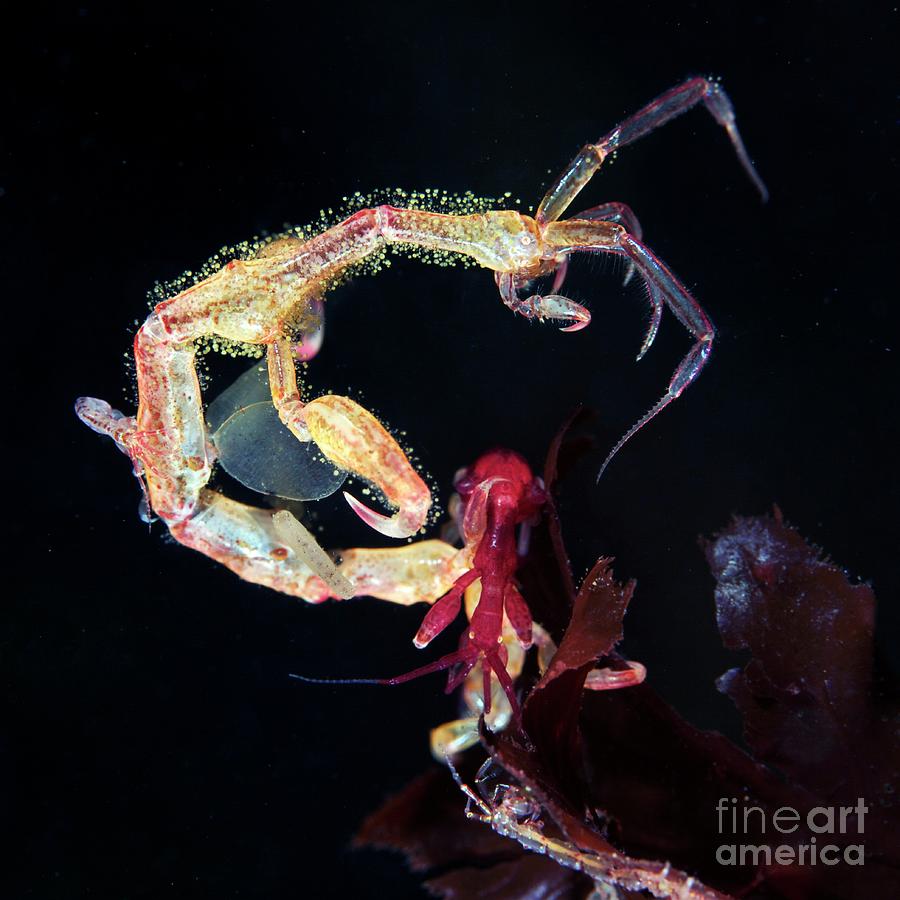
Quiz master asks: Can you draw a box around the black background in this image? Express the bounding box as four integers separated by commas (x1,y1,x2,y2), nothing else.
5,2,897,898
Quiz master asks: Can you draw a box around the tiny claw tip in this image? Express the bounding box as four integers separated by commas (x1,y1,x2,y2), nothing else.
343,490,412,539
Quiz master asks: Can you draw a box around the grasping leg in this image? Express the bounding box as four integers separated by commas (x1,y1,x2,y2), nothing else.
537,76,768,225
550,201,664,354
266,339,431,538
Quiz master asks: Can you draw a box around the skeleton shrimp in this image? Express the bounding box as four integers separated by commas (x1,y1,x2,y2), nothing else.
296,449,646,734
75,77,765,598
447,757,730,900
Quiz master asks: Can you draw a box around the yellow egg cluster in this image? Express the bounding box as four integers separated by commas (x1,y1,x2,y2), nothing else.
147,187,520,308
139,188,519,367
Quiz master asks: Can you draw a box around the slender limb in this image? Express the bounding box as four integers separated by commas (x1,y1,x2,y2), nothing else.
485,648,521,723
290,647,477,689
503,584,533,647
597,232,714,480
553,200,646,291
74,397,153,519
537,76,768,224
619,234,713,350
540,216,662,354
413,568,481,648
572,201,644,241
444,756,731,900
636,282,665,361
577,200,644,289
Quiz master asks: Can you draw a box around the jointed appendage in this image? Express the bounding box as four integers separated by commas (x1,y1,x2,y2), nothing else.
529,75,766,478
536,76,767,226
294,449,647,756
76,77,765,596
445,755,730,900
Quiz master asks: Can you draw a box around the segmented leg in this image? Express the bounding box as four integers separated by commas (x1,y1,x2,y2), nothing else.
531,79,767,477
537,76,768,225
595,231,715,479
414,569,481,648
573,201,644,240
330,540,468,606
558,199,662,351
169,490,350,601
445,756,731,900
546,200,662,362
552,200,646,293
495,271,592,333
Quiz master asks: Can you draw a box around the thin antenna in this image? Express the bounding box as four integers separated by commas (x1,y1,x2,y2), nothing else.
289,673,382,686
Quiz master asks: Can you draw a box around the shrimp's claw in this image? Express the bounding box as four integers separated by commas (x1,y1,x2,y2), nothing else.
527,294,591,332
301,394,430,539
514,294,591,331
496,273,590,332
343,491,421,539
544,295,592,332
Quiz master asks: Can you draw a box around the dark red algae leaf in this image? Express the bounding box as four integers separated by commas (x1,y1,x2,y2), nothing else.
492,555,778,895
498,513,899,897
705,510,877,793
357,503,898,897
705,511,900,875
492,718,737,900
536,559,636,691
573,684,803,894
519,558,636,804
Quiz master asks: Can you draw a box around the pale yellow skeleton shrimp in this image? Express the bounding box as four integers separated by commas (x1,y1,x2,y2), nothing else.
75,77,765,603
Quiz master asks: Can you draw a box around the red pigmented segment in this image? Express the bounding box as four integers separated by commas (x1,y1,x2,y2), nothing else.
384,450,548,723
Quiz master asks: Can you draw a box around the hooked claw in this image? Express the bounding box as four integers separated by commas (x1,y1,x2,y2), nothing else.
343,490,425,539
541,294,592,331
267,341,430,539
496,273,591,333
302,395,431,539
522,293,591,332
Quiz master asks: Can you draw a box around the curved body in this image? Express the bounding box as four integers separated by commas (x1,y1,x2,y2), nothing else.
75,77,765,600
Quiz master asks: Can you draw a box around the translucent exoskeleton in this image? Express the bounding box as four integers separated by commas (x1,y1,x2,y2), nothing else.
293,449,646,746
447,756,730,900
75,77,765,598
